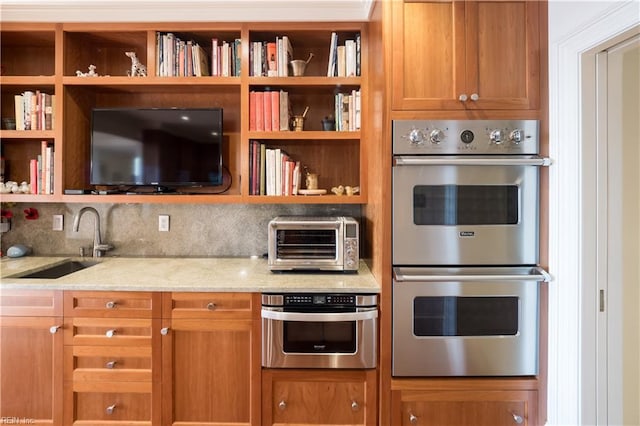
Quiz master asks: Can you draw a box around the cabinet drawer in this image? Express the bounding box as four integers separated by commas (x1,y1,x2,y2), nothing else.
64,291,161,318
0,289,62,316
64,317,158,346
67,389,152,425
64,345,152,382
164,292,255,319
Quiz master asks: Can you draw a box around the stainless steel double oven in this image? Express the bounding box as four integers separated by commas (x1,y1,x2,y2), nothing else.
392,119,551,377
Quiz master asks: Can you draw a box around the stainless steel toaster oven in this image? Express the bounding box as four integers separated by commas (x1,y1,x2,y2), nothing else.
267,216,359,272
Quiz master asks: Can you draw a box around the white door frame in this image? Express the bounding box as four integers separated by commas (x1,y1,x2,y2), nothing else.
548,1,640,425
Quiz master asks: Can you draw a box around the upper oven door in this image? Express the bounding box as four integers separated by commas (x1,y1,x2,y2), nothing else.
393,156,545,265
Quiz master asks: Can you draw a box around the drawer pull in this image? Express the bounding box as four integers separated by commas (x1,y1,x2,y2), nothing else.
105,301,117,309
278,400,287,410
49,325,61,334
106,404,116,415
511,413,524,424
105,329,116,338
409,413,418,424
206,302,216,311
351,400,359,411
160,327,170,336
105,361,117,369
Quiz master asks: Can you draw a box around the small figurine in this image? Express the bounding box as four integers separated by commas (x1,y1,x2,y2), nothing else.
75,64,100,77
126,51,147,77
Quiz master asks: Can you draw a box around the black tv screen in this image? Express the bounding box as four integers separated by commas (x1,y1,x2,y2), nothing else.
91,108,223,187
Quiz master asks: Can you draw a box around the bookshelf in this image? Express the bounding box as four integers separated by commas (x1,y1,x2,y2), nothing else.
0,22,367,204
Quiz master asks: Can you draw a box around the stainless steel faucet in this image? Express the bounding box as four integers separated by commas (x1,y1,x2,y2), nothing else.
72,206,113,257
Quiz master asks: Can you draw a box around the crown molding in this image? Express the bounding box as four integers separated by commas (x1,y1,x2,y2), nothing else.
0,0,376,22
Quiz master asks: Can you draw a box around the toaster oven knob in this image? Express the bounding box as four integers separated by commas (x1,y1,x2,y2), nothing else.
408,129,425,145
490,129,505,145
429,129,444,144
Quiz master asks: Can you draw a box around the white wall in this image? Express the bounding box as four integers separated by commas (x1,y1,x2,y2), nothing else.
548,1,640,425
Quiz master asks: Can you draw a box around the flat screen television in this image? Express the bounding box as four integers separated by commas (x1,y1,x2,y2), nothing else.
90,108,223,189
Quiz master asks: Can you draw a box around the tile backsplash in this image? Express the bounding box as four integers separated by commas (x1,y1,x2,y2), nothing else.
0,203,361,257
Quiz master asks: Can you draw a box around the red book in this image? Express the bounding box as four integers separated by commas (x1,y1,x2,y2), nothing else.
30,159,38,194
249,91,257,131
263,91,272,131
266,42,277,76
270,90,280,131
255,92,264,131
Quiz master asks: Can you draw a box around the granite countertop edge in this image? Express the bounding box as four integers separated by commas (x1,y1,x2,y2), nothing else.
0,256,381,293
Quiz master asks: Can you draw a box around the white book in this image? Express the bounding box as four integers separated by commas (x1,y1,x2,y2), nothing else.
336,46,346,77
281,36,292,77
345,39,356,77
275,148,282,196
265,148,274,195
14,95,24,130
355,89,361,130
292,162,300,195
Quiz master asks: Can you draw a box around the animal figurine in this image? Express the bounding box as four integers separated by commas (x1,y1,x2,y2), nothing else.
125,51,147,77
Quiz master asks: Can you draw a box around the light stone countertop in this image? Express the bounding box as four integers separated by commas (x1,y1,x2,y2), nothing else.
0,256,380,293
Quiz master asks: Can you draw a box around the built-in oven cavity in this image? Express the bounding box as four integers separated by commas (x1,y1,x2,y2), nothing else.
276,229,337,260
414,185,519,225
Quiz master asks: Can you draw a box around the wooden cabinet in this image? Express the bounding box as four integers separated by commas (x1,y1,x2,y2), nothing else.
262,369,377,426
0,22,368,204
63,291,162,425
391,0,540,111
161,292,260,426
0,289,63,424
391,380,538,426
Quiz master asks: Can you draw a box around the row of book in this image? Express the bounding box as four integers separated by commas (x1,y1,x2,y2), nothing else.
249,36,293,77
249,141,302,196
335,90,361,131
327,32,361,77
13,91,55,131
28,141,54,194
155,32,241,77
249,90,290,132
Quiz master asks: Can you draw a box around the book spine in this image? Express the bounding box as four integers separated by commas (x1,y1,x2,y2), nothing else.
234,39,242,77
249,91,257,131
263,90,272,132
255,92,264,131
41,141,47,194
279,90,289,131
29,159,38,194
267,42,277,77
271,91,280,131
356,32,361,76
260,143,266,195
14,95,24,130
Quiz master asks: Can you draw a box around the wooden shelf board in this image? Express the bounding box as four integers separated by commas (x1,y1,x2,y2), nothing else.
0,130,56,139
248,131,360,140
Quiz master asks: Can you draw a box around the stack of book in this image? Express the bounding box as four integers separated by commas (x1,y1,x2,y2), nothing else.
249,141,302,196
249,90,290,131
327,32,361,77
335,89,361,131
156,32,210,77
13,91,55,131
250,35,293,77
211,38,242,77
29,141,54,194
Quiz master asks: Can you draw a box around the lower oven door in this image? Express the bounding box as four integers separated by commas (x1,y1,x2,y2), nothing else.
392,266,550,377
262,309,378,369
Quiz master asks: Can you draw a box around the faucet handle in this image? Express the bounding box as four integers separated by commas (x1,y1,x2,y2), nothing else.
94,244,114,257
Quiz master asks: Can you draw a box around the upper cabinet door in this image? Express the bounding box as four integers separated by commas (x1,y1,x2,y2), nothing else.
464,0,540,110
391,0,540,111
391,0,466,110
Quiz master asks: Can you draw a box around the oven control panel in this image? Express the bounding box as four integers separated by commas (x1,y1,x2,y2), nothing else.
285,294,355,306
392,119,539,155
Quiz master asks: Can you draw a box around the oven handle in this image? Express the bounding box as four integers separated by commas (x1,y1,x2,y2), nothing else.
393,267,553,283
393,156,552,167
261,309,378,322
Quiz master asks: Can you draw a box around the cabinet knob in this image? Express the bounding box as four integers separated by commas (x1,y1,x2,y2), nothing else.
351,400,359,411
105,329,116,338
511,413,524,424
409,413,418,424
105,301,117,309
49,325,61,334
206,302,216,311
278,400,287,410
105,361,117,369
106,404,116,415
458,94,468,102
160,327,170,335
470,93,479,101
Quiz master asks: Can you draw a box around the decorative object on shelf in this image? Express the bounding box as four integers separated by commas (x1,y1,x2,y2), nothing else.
2,117,16,130
0,208,12,233
290,52,314,76
305,172,318,190
298,188,327,195
292,106,309,131
76,64,100,77
0,181,30,194
125,51,147,77
331,185,360,196
321,115,336,131
23,207,38,220
7,244,31,258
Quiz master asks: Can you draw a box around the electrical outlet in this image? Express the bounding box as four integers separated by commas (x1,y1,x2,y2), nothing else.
52,214,64,231
158,214,170,232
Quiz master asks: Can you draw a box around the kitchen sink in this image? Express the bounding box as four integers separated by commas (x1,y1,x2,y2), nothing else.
15,260,99,279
